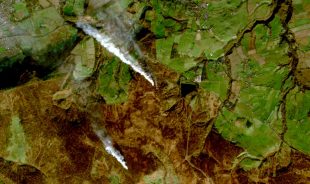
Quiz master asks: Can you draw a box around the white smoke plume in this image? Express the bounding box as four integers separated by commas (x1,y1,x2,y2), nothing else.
76,22,155,86
92,123,128,170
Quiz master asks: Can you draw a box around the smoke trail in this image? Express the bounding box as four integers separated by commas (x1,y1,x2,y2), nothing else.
76,22,155,86
91,122,128,170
